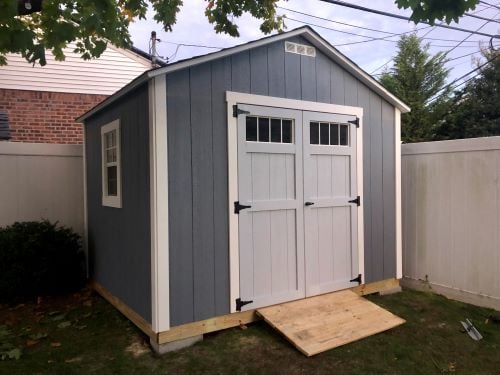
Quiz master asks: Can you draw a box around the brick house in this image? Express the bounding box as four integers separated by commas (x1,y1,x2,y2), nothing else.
0,44,152,144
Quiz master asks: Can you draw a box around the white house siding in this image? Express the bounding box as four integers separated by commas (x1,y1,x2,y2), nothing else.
402,137,500,310
0,44,151,95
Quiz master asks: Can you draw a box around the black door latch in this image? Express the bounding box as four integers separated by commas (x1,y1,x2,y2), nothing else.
234,201,252,214
236,298,253,311
305,201,315,206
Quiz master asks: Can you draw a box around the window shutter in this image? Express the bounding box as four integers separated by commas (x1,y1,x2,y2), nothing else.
0,111,11,140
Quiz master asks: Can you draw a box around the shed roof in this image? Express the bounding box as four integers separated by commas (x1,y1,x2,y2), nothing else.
77,26,410,122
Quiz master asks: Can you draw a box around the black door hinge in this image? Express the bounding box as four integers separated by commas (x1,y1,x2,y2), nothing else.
233,105,250,118
236,298,253,311
348,196,361,206
234,201,252,214
350,274,362,285
348,117,359,128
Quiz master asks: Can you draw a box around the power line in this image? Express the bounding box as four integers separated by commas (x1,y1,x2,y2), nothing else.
429,54,499,102
480,1,500,10
284,16,483,48
318,0,500,39
464,12,500,23
280,6,481,44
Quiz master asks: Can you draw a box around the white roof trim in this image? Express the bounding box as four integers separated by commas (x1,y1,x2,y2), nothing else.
78,26,409,122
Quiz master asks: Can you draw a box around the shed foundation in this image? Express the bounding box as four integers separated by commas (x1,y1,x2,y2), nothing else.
150,335,203,354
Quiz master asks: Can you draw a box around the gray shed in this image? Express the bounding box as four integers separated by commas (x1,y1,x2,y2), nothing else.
78,26,410,352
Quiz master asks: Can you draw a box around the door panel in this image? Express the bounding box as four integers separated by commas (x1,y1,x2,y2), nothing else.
237,104,305,310
237,104,360,309
303,111,359,296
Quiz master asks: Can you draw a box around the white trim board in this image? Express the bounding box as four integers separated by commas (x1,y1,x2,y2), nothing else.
402,136,500,155
394,108,402,279
149,75,170,332
78,26,410,123
226,91,365,312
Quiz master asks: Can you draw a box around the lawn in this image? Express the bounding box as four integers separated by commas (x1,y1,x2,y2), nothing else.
1,288,499,374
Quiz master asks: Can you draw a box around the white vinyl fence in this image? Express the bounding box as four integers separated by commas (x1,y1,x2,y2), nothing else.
402,137,500,311
0,142,83,234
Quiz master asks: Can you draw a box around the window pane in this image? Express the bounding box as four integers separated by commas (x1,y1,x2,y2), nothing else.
340,124,349,145
282,120,292,143
320,122,329,145
271,119,281,143
258,117,270,142
310,122,319,144
330,123,339,145
107,166,117,196
106,148,116,163
246,116,257,141
106,130,116,148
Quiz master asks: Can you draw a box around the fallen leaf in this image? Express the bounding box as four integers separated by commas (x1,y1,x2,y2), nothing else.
26,339,39,347
65,357,83,363
52,314,66,322
74,325,87,331
48,311,61,316
83,301,92,307
82,312,92,319
57,321,72,329
51,342,62,348
29,332,48,340
6,348,22,360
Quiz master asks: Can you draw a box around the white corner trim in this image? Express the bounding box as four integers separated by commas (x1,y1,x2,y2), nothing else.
395,108,403,279
149,75,170,332
83,129,89,278
101,120,122,208
226,97,240,313
226,91,363,118
356,115,365,283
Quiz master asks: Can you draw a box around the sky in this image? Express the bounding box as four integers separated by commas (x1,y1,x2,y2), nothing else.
128,0,500,88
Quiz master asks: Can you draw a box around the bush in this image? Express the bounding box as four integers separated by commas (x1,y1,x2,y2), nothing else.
0,220,85,303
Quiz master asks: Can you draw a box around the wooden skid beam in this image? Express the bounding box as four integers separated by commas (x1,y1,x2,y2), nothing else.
91,280,156,340
157,278,400,344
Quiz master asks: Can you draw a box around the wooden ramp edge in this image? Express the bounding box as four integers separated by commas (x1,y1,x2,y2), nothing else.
256,289,405,357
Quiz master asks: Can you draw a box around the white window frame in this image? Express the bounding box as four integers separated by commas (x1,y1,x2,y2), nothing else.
101,119,122,208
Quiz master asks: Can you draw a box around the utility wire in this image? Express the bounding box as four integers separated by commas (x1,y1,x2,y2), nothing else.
480,1,500,10
280,6,481,44
318,0,500,39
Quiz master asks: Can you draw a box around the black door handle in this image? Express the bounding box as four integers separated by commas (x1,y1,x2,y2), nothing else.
305,202,314,206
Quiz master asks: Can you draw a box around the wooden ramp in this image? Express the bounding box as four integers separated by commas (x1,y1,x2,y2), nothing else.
256,289,405,357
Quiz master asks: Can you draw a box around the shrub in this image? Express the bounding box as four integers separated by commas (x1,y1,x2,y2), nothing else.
0,220,85,303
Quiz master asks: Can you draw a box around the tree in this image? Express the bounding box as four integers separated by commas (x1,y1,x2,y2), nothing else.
395,0,480,24
434,50,500,140
380,34,450,142
0,0,481,66
0,0,284,66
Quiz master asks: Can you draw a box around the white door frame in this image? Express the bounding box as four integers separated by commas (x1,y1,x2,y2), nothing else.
225,91,364,313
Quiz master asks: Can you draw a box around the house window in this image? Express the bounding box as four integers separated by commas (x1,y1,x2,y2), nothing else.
310,122,349,146
101,120,121,208
246,116,294,143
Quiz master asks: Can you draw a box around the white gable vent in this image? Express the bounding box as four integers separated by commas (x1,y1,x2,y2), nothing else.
284,41,316,57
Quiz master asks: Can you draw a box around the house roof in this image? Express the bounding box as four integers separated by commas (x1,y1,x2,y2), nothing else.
77,26,410,122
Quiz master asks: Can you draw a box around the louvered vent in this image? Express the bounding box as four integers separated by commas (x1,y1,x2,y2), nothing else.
0,111,10,140
284,41,316,57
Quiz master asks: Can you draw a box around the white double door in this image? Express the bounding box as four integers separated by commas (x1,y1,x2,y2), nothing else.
237,104,360,310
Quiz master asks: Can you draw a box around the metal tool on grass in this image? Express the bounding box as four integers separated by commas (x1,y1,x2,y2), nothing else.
460,319,483,341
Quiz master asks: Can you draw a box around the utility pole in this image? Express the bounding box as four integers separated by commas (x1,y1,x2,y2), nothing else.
150,31,160,68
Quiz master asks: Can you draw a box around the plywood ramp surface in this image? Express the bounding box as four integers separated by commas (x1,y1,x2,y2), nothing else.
256,290,405,357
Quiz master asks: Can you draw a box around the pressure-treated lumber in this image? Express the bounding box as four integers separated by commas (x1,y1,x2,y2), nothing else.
256,289,405,357
91,280,156,340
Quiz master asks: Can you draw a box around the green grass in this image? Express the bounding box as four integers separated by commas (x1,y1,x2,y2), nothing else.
1,288,499,374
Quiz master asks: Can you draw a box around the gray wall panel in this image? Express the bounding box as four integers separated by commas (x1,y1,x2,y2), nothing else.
315,52,331,103
300,55,316,101
382,100,396,278
211,58,232,316
167,70,194,326
167,36,398,326
85,84,151,323
250,47,269,96
232,51,250,93
267,42,285,97
190,64,216,320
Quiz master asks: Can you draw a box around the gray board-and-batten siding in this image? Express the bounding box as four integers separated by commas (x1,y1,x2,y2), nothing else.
85,83,152,323
167,35,396,327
